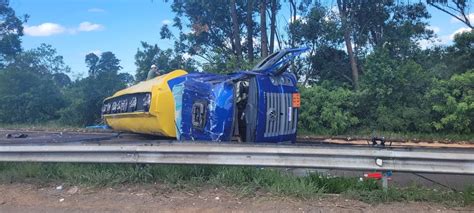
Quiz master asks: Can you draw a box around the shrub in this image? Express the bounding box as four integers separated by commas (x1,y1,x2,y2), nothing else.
428,70,474,133
299,83,359,134
359,49,433,132
0,69,65,123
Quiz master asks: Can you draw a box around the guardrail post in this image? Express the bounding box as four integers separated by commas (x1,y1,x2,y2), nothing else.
382,174,388,191
381,171,392,191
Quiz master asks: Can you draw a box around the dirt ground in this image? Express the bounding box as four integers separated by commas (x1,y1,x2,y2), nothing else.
0,184,471,213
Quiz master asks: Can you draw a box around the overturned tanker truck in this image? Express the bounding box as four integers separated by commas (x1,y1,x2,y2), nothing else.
101,47,308,143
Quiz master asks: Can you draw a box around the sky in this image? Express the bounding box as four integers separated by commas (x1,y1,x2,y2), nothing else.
10,0,473,79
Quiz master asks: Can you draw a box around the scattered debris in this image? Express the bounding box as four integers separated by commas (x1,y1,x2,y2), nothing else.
5,133,28,139
369,136,391,147
67,186,79,195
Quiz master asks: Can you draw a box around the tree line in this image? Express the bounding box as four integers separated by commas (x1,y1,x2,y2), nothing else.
0,0,472,134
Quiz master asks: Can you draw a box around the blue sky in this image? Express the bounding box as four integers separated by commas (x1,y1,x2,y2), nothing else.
11,0,473,79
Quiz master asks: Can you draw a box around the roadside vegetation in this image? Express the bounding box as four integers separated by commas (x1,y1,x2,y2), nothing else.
0,163,472,206
0,1,473,138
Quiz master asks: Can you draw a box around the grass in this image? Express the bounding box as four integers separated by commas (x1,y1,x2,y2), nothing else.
0,163,377,194
0,163,472,206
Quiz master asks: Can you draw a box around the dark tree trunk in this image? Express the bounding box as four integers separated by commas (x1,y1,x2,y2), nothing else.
289,0,297,48
246,0,254,63
230,0,243,66
260,0,268,57
337,0,359,90
269,0,277,53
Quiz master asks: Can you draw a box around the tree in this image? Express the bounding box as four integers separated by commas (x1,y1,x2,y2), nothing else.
260,0,268,57
417,30,473,79
230,0,243,66
97,52,122,74
0,0,28,66
134,42,196,81
445,30,474,74
52,73,72,88
0,68,65,123
269,0,278,53
427,0,472,29
245,0,255,63
336,0,360,90
308,46,352,86
169,1,244,60
0,44,69,123
381,3,433,57
85,53,100,76
60,51,129,126
359,49,433,132
327,1,433,89
288,3,346,84
8,44,71,75
343,1,432,55
85,51,122,78
288,0,298,48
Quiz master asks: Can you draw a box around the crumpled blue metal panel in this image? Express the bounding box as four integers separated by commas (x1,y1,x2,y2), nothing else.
171,73,236,141
169,47,309,143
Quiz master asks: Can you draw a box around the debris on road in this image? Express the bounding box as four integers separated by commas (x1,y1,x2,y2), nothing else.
5,133,28,139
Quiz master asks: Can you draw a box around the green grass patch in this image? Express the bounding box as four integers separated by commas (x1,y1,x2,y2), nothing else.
0,162,472,206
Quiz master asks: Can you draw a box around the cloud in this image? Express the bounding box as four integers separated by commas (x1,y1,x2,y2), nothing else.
87,50,102,56
449,27,471,40
24,23,66,36
428,26,441,34
77,22,104,32
161,19,172,25
88,8,105,13
450,13,474,24
419,35,451,49
418,27,471,49
24,22,104,37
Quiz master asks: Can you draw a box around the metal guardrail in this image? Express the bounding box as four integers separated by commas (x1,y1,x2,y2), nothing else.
0,143,473,174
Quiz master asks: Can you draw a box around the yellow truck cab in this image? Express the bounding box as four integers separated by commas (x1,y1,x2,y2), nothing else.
102,69,187,137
